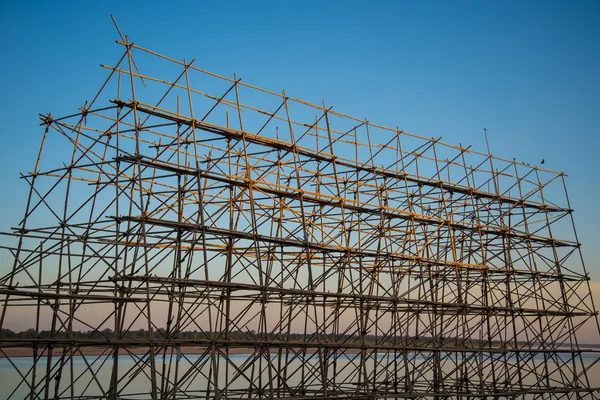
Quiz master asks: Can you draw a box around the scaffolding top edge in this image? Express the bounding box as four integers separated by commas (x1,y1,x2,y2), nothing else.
112,39,566,178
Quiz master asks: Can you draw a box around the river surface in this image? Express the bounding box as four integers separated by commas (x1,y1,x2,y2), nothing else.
1,352,599,399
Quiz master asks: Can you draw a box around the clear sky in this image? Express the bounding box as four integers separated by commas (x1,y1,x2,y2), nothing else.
0,0,599,330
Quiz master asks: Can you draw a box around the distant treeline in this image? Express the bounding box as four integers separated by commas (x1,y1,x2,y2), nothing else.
1,328,322,342
0,327,478,346
4,328,597,347
1,327,398,342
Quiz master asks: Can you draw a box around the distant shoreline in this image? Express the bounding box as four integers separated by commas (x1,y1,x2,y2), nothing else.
2,345,599,359
0,346,365,358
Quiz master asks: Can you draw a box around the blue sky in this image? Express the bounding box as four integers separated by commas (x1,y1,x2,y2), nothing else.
0,0,598,277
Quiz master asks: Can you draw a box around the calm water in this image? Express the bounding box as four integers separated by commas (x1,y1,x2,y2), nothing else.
1,353,599,399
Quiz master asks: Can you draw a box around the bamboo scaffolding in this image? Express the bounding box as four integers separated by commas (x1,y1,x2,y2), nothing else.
0,30,599,400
